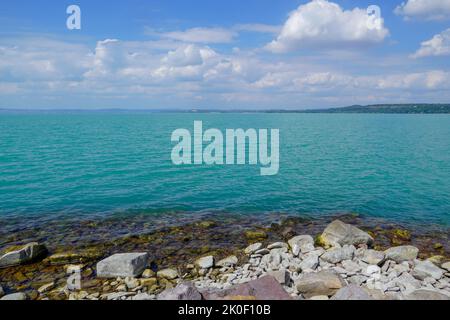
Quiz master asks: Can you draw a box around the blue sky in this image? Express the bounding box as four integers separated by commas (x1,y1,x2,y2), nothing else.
1,0,450,109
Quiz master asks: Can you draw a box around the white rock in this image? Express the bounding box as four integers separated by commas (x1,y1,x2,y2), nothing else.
319,220,373,247
195,256,214,269
384,246,419,263
412,260,444,280
361,249,385,265
365,265,381,276
267,242,288,250
244,243,262,255
0,292,27,300
96,253,148,278
321,245,355,264
216,256,238,268
441,262,450,272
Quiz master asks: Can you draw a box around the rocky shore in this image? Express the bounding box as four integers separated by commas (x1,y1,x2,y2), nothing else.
1,219,449,300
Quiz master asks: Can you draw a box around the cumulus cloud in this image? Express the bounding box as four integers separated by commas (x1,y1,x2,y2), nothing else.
161,27,236,43
412,28,450,58
266,0,389,53
395,0,450,21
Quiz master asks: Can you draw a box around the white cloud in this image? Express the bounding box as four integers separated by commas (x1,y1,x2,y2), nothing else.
233,24,281,34
412,28,450,58
266,0,389,53
161,27,236,43
395,0,450,21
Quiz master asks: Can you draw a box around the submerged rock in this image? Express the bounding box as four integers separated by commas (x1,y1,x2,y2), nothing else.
0,292,27,300
158,282,202,300
195,256,214,269
296,271,345,298
384,246,419,263
318,220,373,248
331,285,373,300
96,253,148,278
0,242,48,268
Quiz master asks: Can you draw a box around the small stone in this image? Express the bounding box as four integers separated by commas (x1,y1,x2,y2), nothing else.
267,242,288,250
142,269,156,278
0,242,48,268
244,243,262,255
132,293,155,300
0,292,27,300
365,265,381,276
244,230,268,241
96,253,148,278
124,277,140,289
384,246,419,263
309,295,329,300
157,268,179,280
299,254,319,271
195,256,214,269
331,285,373,300
288,235,315,256
38,282,55,294
440,262,450,272
412,260,444,280
216,256,238,268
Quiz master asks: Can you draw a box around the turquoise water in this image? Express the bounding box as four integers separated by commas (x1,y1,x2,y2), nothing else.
1,112,449,226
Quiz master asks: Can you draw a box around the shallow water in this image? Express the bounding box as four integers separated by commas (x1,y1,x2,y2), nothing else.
1,112,449,226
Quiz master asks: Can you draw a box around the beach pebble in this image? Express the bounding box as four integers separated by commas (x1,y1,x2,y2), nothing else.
0,292,28,300
158,268,179,280
195,256,214,269
244,243,262,255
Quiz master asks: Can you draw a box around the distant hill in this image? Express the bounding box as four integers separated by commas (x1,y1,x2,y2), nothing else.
301,104,450,114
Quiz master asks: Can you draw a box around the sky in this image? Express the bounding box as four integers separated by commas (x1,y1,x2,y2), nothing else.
0,0,450,110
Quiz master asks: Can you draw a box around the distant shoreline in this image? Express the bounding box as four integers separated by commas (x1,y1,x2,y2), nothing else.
1,104,450,114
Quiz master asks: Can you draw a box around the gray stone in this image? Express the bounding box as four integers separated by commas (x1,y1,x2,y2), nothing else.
132,293,155,300
157,268,179,280
412,260,444,280
267,269,290,285
319,220,373,247
296,271,346,298
404,289,450,300
267,242,288,250
96,253,148,278
384,246,419,263
299,254,320,271
195,256,214,269
288,235,315,256
158,282,202,300
361,249,385,265
0,292,27,300
0,285,4,298
244,243,262,255
321,245,355,264
331,285,373,300
342,260,361,274
442,262,450,272
216,256,238,268
0,242,48,268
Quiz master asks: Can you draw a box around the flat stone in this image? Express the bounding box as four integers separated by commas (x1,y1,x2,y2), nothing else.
296,271,346,298
206,275,291,300
384,246,419,263
157,268,179,280
267,242,289,250
299,254,319,271
38,282,55,293
412,260,444,280
440,262,450,272
361,249,385,265
0,242,48,268
331,285,373,300
318,220,373,248
195,256,214,269
244,243,262,255
216,256,238,268
267,269,290,285
321,245,355,264
0,292,27,300
404,289,450,300
158,282,202,300
96,253,148,278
